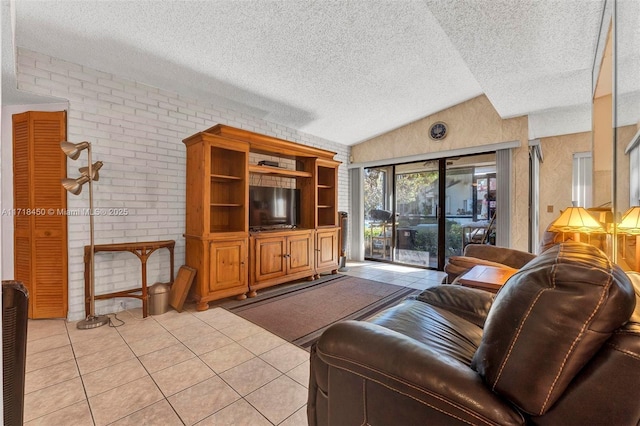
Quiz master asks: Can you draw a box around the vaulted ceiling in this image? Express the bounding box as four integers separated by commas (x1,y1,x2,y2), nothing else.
2,0,625,145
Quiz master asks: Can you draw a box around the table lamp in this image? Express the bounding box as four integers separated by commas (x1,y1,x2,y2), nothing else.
618,205,640,271
618,206,640,233
548,203,605,243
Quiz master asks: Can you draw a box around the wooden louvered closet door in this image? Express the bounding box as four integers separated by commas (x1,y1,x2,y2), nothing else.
13,111,68,318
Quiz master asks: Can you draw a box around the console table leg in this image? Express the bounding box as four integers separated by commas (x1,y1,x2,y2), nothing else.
141,259,149,318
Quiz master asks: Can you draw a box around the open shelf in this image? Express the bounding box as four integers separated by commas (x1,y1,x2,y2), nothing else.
210,205,245,233
318,207,337,227
211,174,243,181
248,164,312,178
316,163,338,227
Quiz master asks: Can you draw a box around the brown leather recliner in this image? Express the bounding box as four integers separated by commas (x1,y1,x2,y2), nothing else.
443,244,537,284
308,242,640,425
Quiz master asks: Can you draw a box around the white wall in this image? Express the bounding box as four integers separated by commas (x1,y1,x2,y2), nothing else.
4,48,349,321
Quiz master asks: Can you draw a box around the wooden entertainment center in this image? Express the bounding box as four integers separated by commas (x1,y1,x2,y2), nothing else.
183,125,341,310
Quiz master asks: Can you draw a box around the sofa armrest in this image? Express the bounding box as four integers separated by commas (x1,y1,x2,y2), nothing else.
463,244,536,269
412,285,495,328
444,255,513,283
315,321,524,426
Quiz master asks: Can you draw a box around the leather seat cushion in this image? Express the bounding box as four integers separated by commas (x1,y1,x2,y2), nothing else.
472,242,636,416
368,299,483,366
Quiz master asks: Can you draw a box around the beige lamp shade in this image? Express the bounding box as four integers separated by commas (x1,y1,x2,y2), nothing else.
79,161,103,181
60,141,90,160
61,175,90,195
548,206,604,233
618,206,640,235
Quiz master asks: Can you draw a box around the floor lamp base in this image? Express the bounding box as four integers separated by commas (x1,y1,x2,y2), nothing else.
77,314,110,330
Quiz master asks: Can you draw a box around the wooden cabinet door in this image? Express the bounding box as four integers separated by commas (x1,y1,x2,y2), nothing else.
316,228,339,273
13,111,67,319
209,239,247,292
287,231,314,275
254,236,286,281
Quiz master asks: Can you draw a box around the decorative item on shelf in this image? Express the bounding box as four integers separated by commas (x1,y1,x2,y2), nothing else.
548,202,605,243
60,141,109,330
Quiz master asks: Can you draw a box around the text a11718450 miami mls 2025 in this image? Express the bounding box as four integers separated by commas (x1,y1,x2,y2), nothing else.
1,208,129,216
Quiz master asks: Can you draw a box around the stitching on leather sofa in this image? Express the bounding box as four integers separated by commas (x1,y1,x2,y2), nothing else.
319,350,502,426
492,288,548,392
490,246,566,391
540,272,612,413
490,244,614,415
605,341,640,360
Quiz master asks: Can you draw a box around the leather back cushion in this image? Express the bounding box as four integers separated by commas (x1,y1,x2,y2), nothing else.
471,242,636,416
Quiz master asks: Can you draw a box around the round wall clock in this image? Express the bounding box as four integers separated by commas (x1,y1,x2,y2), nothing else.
429,122,448,141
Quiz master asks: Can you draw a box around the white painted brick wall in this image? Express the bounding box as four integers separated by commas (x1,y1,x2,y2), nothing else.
15,48,350,321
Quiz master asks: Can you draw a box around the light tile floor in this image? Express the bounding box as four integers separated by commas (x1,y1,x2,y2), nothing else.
24,261,445,425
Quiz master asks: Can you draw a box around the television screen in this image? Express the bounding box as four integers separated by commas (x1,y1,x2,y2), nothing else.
249,186,300,230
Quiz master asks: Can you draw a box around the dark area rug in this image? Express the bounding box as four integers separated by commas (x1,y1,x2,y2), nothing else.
226,275,418,348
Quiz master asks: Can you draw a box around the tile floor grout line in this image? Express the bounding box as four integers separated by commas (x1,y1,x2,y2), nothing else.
111,309,293,426
66,319,98,426
144,313,187,426
110,313,186,426
25,261,428,424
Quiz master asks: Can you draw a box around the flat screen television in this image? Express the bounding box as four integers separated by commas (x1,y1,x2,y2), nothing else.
249,186,300,230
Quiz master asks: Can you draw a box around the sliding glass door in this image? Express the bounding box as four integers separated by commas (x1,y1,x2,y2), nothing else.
444,154,497,258
394,161,440,268
363,166,394,261
363,152,497,269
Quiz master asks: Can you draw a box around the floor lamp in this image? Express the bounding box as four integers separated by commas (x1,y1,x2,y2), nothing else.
60,141,108,329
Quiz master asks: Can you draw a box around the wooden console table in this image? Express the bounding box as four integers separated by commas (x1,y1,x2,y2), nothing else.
457,264,517,293
84,240,175,318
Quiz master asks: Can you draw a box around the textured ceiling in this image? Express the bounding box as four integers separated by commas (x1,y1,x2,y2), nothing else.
426,0,603,117
4,0,620,144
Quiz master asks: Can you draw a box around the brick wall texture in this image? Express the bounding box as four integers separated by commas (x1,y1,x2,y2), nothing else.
15,48,350,320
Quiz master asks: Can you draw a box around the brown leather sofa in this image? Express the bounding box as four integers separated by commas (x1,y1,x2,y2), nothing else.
443,244,537,284
308,242,640,425
443,226,608,284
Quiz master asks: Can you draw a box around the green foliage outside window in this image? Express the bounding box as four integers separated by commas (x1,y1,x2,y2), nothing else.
411,220,462,256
